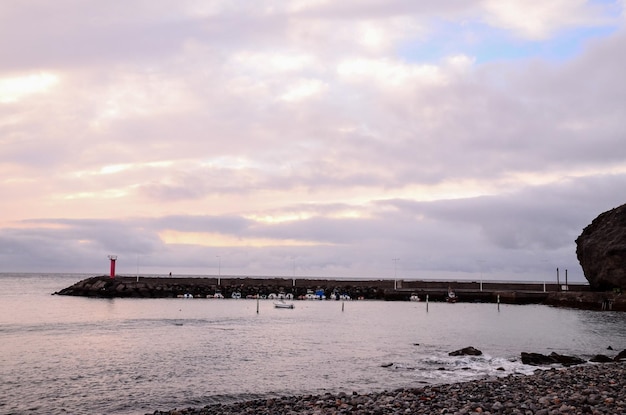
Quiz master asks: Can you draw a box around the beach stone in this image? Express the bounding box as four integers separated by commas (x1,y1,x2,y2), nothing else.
149,362,626,415
576,203,626,290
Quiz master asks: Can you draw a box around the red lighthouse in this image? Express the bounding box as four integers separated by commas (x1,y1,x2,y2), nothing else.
108,255,117,278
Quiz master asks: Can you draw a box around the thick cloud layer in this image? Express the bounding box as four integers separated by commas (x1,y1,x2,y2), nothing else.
1,1,625,282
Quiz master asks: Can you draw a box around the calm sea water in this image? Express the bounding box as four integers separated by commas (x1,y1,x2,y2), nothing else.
1,273,625,415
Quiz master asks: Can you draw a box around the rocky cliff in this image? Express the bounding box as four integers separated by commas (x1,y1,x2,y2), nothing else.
576,204,626,290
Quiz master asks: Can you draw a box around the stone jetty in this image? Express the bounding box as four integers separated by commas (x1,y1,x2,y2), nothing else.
149,362,626,415
54,275,626,310
54,275,387,300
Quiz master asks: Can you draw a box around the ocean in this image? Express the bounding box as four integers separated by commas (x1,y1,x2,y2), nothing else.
1,273,625,415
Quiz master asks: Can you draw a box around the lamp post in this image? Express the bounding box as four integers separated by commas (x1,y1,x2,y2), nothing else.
392,258,399,290
477,260,485,291
217,255,221,286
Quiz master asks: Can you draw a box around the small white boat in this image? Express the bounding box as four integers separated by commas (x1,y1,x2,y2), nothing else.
446,288,457,303
274,301,295,309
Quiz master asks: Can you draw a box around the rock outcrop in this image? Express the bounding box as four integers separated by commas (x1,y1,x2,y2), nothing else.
521,352,585,367
449,346,483,356
576,204,626,290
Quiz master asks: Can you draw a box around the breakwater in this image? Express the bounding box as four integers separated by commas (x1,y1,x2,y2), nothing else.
54,275,624,310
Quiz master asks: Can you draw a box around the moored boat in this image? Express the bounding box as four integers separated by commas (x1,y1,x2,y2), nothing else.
447,288,457,303
274,301,295,309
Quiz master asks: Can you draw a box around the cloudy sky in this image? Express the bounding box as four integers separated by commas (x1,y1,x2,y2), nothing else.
1,1,625,282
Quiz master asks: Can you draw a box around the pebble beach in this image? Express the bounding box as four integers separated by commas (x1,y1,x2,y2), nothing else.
151,362,625,415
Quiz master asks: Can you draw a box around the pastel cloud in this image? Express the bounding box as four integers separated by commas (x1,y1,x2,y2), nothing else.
482,0,618,40
1,1,625,282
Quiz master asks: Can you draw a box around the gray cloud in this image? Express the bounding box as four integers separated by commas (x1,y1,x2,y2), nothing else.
1,1,624,284
4,172,621,281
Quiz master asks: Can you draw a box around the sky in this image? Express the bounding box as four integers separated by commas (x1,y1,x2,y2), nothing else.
1,0,626,283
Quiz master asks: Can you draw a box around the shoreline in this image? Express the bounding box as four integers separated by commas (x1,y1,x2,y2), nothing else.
150,362,626,414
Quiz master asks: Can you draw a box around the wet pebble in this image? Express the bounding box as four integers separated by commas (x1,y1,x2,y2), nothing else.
150,362,625,415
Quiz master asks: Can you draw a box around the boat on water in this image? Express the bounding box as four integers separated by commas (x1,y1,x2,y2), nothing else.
302,289,326,300
330,292,352,301
446,288,457,303
274,301,295,309
177,293,194,298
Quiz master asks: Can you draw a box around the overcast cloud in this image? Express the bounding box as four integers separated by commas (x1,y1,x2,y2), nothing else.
1,0,625,282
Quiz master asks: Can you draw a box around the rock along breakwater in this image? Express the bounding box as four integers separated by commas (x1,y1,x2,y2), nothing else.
54,275,388,300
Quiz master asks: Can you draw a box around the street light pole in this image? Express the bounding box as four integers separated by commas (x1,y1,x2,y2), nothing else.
393,258,399,290
477,259,485,291
217,255,221,286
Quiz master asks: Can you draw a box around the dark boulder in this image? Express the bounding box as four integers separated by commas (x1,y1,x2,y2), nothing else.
521,352,557,365
521,352,585,366
449,346,482,356
590,354,613,363
576,204,626,290
615,349,626,361
549,352,586,366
